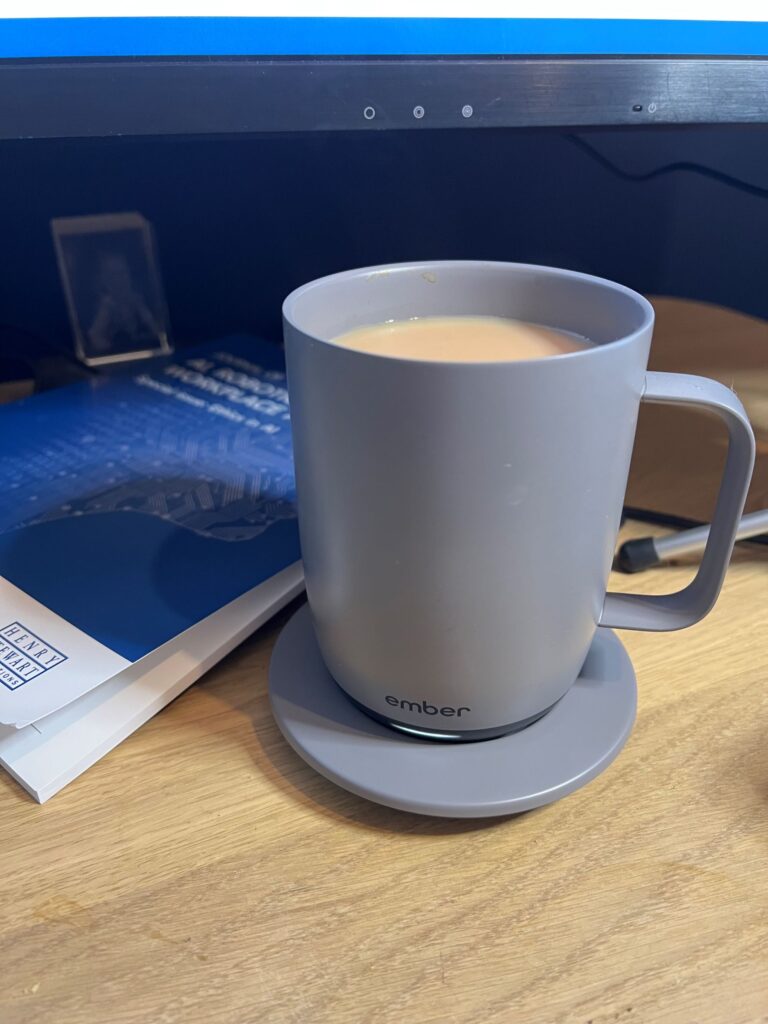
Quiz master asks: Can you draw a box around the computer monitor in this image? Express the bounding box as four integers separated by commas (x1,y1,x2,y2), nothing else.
2,6,768,137
2,6,767,531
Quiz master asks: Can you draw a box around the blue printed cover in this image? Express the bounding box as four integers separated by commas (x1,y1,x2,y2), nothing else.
0,337,300,664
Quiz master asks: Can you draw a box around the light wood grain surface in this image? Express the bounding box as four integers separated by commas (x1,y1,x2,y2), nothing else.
1,521,767,1024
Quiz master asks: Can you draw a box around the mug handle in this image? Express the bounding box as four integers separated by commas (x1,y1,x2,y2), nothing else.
600,371,755,632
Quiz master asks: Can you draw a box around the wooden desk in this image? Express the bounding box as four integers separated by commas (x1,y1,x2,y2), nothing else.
1,523,767,1024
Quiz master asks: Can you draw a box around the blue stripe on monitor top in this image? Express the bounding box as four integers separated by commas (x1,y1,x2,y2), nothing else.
0,18,767,59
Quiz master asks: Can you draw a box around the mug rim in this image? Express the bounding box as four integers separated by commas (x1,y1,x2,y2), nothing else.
282,259,655,368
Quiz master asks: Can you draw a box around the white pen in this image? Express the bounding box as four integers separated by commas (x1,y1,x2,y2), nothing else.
618,508,768,572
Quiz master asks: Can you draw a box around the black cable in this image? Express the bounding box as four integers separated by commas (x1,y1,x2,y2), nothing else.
623,507,706,531
568,134,768,200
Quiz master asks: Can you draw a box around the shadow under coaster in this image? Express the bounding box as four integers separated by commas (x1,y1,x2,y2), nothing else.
269,605,637,818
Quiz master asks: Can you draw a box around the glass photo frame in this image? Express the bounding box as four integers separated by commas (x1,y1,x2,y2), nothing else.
52,211,173,367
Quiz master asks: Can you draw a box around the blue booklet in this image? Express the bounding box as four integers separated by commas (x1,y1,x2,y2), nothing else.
0,337,301,727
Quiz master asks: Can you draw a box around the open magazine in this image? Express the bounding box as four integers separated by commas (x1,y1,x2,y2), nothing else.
0,337,303,800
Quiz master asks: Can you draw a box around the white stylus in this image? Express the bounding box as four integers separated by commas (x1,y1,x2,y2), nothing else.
617,508,768,572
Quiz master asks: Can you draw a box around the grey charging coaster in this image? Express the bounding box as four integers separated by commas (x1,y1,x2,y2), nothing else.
269,604,637,818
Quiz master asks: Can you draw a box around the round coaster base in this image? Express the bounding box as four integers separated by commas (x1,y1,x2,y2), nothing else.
269,605,637,818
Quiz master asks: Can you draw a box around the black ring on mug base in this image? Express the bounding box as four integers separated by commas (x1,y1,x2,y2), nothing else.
269,605,638,818
341,689,558,742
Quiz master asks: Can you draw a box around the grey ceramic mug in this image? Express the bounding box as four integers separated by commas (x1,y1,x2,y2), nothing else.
283,261,755,741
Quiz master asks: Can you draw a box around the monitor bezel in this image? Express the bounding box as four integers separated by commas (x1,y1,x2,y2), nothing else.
1,56,768,139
